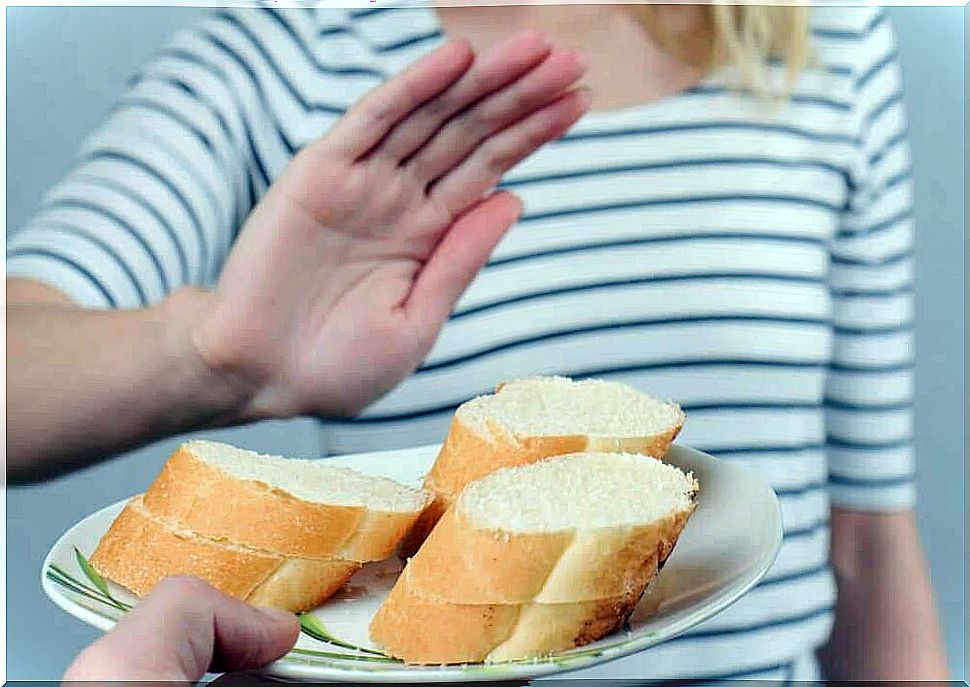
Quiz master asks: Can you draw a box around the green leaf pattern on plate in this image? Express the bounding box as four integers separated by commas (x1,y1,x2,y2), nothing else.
48,550,648,673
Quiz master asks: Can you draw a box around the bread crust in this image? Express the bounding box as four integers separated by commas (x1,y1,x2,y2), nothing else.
369,569,521,664
372,475,696,664
402,502,695,604
142,446,426,561
369,569,648,664
90,496,359,612
400,400,685,556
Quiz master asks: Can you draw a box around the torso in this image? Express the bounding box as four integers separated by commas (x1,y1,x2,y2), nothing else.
302,8,859,677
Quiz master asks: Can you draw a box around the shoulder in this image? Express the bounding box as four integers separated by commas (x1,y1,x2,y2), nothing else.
809,7,898,82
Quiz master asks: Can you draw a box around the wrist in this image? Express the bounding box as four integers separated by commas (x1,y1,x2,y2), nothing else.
154,286,264,426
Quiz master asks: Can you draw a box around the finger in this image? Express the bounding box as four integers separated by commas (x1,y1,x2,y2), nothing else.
375,30,551,162
405,49,586,186
322,39,474,161
406,191,522,335
431,88,590,216
63,577,299,682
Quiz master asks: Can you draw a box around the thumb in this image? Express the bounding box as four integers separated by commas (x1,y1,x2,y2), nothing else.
64,576,299,683
406,190,522,334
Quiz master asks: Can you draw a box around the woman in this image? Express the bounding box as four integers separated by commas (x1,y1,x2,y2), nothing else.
8,3,947,682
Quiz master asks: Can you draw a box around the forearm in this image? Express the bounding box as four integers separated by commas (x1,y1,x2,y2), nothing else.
6,282,255,482
818,507,948,680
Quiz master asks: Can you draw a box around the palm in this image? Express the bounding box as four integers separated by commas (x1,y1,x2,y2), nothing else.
195,32,588,418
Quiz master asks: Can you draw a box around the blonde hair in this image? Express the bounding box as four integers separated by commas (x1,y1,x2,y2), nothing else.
634,5,812,99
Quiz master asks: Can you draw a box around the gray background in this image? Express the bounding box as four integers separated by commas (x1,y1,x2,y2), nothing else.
6,6,966,680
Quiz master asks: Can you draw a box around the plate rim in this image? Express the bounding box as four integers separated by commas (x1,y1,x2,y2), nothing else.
41,443,783,683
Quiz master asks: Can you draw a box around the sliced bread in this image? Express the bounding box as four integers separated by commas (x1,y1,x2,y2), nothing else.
402,377,685,555
371,452,697,663
90,495,360,612
142,440,430,561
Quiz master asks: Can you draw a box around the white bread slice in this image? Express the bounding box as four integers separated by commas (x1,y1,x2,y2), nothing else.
371,452,697,663
370,566,643,665
90,496,360,612
402,377,685,555
142,440,429,561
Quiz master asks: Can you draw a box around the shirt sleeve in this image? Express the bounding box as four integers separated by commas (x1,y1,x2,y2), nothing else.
825,9,916,510
5,11,268,309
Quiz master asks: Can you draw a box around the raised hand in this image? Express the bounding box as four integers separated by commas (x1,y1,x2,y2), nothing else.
191,32,589,419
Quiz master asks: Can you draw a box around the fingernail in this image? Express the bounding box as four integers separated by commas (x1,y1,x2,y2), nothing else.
257,606,296,623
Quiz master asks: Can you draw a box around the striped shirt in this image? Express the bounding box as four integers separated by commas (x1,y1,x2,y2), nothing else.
6,6,915,681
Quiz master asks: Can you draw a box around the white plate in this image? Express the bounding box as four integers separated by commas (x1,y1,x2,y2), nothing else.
42,443,781,683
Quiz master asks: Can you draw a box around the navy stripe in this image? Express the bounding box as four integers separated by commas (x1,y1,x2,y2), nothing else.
318,24,353,39
864,89,905,129
429,315,830,372
375,29,442,53
334,360,836,423
878,167,913,195
688,84,851,112
348,360,836,424
488,234,825,269
685,401,820,412
28,221,149,306
573,358,827,375
45,199,171,293
147,53,274,187
80,150,209,280
828,436,912,450
209,13,356,114
774,477,828,497
784,517,829,539
758,563,830,588
129,127,226,274
831,322,910,336
179,37,290,155
812,10,886,41
836,205,913,239
829,472,914,487
830,247,912,267
256,8,386,79
119,97,213,151
700,443,826,457
501,156,850,190
673,604,834,641
869,129,909,167
123,80,255,238
5,249,117,307
858,48,899,89
831,283,913,298
454,276,823,321
829,360,913,373
72,172,190,283
560,120,859,146
770,55,852,78
129,74,263,217
348,7,388,19
824,398,912,412
520,193,840,224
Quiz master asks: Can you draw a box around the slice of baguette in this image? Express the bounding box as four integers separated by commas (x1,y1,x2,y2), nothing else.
401,377,685,555
90,495,361,612
142,440,429,561
369,566,642,665
371,452,697,663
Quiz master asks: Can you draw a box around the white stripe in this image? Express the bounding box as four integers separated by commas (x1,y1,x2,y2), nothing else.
826,368,913,404
829,444,914,480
